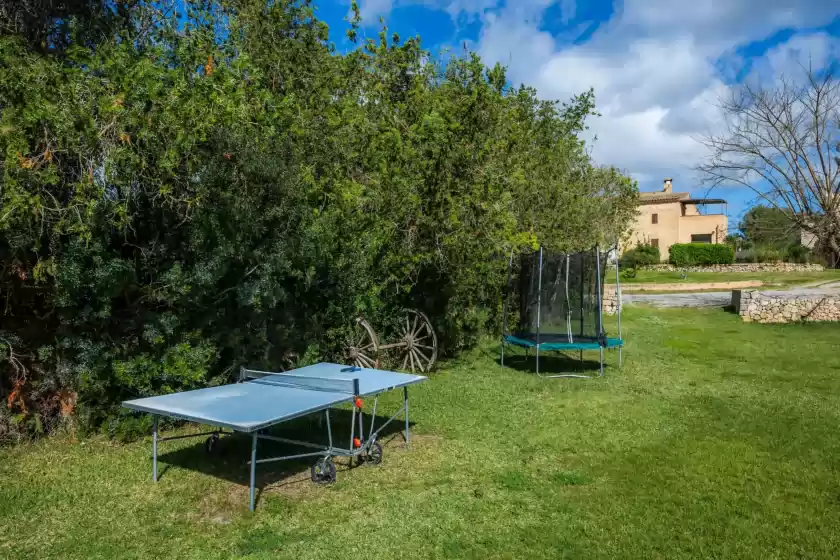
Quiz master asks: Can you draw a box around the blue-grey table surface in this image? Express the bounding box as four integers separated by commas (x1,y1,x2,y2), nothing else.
122,362,426,432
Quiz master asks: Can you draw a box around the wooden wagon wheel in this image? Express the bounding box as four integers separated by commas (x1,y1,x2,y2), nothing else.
396,309,437,373
344,317,380,369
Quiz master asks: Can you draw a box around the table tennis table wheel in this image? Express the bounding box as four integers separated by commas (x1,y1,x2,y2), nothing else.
311,457,336,485
365,441,383,466
204,433,220,454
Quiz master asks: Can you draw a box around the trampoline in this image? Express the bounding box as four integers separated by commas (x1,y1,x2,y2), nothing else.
501,245,624,378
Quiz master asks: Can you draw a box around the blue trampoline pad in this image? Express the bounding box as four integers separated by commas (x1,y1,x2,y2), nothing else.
504,334,624,351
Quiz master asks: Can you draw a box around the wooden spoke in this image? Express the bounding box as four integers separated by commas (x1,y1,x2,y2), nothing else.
344,317,380,369
357,353,376,368
410,348,430,372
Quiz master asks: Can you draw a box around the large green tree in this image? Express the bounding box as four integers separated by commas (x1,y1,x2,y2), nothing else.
0,0,637,439
739,205,800,249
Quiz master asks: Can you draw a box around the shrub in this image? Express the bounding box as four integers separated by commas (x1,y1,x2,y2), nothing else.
635,244,661,265
785,244,811,264
735,249,757,263
755,247,782,263
668,243,735,266
620,244,660,268
621,267,637,279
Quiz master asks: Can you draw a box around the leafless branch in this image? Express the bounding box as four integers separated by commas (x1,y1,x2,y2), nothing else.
697,64,840,263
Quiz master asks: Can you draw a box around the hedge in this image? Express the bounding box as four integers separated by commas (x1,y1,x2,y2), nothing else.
668,243,735,266
620,244,660,268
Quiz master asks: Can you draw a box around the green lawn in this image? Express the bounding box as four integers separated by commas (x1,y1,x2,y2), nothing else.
606,268,840,288
2,308,840,559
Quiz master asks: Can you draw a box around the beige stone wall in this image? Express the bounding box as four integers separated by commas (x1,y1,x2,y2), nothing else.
602,288,619,315
645,263,825,273
733,289,840,323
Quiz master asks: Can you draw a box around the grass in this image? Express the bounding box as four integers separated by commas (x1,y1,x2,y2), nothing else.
2,307,840,559
606,268,840,288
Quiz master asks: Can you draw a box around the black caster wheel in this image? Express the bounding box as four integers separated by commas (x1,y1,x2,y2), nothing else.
204,433,220,454
311,458,336,485
365,441,383,465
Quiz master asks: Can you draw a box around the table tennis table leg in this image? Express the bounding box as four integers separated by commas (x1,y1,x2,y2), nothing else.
249,432,258,512
357,403,364,449
152,416,158,482
325,409,333,452
349,404,356,455
368,396,378,442
404,387,410,448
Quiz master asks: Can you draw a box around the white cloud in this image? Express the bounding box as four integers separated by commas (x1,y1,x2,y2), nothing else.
358,0,393,20
753,33,840,81
472,0,840,192
360,0,840,195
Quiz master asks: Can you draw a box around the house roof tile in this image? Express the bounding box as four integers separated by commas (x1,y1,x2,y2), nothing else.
639,191,691,204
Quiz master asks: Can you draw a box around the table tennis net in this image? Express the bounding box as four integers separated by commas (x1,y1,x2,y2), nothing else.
239,368,360,395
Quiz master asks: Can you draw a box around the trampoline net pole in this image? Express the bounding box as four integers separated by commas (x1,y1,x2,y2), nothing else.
595,245,605,345
615,241,623,368
615,242,622,341
578,252,584,338
565,254,572,342
501,249,514,366
502,249,514,337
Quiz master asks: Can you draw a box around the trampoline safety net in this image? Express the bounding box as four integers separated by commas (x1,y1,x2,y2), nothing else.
513,248,608,343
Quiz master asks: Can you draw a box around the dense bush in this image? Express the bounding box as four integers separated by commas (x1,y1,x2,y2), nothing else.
736,245,812,264
619,244,660,268
668,244,735,266
784,244,811,263
754,248,783,263
0,1,637,439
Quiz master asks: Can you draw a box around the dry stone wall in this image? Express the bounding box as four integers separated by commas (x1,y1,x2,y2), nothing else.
644,263,824,273
732,288,840,323
603,289,619,315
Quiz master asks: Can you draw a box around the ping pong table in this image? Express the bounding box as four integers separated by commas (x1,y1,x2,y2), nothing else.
122,362,427,510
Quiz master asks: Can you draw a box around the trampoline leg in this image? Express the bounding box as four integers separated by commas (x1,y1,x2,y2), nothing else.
579,350,583,363
536,346,541,377
152,416,158,483
500,340,505,366
599,347,604,377
619,346,623,368
249,432,258,512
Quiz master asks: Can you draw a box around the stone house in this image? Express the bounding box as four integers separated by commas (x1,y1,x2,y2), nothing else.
627,178,728,261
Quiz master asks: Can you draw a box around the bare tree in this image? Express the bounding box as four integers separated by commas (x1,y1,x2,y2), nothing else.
697,66,840,266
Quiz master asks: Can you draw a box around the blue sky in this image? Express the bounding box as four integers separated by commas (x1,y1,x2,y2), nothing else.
311,1,840,227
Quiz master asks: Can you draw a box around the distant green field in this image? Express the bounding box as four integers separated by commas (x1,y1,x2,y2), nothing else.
606,268,840,288
2,307,840,559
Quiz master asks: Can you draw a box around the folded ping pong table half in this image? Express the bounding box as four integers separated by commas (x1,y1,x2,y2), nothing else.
122,362,427,510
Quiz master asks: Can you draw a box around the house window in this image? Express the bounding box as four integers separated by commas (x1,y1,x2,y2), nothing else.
691,234,713,243
650,238,659,248
651,213,658,224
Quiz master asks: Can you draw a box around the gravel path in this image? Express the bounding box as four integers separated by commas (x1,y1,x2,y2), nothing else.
624,283,840,308
623,292,732,308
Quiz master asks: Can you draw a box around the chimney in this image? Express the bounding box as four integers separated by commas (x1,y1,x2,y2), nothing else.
663,178,673,193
